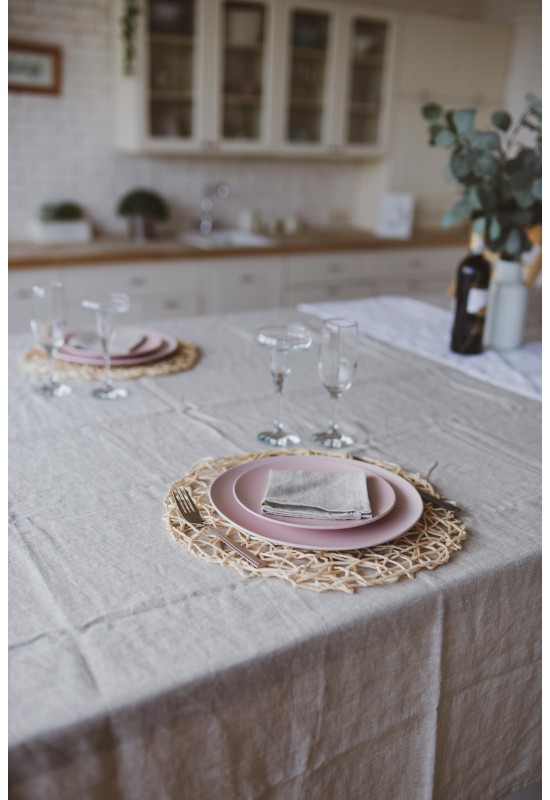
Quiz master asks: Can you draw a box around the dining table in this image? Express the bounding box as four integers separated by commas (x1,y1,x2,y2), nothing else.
8,297,542,800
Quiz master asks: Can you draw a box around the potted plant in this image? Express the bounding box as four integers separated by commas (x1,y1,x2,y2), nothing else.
421,94,542,349
117,188,169,241
30,200,92,244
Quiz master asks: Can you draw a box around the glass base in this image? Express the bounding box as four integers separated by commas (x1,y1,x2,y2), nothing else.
312,429,354,449
38,382,72,398
92,386,128,400
258,428,301,447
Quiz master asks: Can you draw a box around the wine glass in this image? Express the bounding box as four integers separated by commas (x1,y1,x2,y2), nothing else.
255,324,312,446
313,318,359,449
81,293,130,400
30,282,72,398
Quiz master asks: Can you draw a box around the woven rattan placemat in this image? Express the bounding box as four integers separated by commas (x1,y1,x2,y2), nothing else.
21,340,200,381
164,449,467,593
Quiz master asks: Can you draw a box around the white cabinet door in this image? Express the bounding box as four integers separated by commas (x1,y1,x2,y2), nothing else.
201,257,284,313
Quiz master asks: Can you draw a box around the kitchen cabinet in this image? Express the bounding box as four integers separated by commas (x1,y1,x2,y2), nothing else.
114,0,394,157
8,243,465,334
200,256,285,313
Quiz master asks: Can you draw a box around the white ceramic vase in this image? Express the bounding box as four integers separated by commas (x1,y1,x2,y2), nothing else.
483,259,528,351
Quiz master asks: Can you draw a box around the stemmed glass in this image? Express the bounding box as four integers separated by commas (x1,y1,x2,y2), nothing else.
255,324,312,446
313,318,359,448
30,282,72,397
81,292,130,400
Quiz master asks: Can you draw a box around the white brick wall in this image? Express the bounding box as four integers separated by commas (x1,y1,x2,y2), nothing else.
8,0,541,241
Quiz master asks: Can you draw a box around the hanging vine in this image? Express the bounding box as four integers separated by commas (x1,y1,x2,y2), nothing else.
120,0,140,76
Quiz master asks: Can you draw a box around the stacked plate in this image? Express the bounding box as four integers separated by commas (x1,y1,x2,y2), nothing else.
209,454,424,551
57,327,179,367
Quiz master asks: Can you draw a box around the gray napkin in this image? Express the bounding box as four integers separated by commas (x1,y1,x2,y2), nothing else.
261,469,372,520
68,329,146,353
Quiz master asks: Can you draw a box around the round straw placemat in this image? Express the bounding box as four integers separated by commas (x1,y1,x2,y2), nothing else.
20,340,200,381
164,449,467,593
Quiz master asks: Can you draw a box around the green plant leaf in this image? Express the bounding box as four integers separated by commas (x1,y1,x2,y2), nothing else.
473,153,500,178
450,150,474,179
466,186,483,210
533,178,542,199
526,93,542,118
490,111,512,131
451,108,476,134
428,123,445,145
441,199,472,227
434,129,456,148
470,131,501,151
502,228,523,258
421,102,443,120
488,216,501,241
476,185,498,212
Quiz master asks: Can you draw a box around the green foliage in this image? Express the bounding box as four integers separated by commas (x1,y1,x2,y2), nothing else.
421,94,542,259
117,188,169,220
40,201,83,222
120,0,140,76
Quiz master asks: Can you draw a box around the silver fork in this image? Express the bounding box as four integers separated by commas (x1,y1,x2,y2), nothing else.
172,486,262,569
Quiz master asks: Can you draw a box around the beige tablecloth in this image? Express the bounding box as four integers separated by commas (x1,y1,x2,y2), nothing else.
8,303,541,799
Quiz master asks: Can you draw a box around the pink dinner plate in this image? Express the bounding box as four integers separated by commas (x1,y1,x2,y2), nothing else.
232,459,396,530
63,328,165,360
57,333,179,366
209,455,424,551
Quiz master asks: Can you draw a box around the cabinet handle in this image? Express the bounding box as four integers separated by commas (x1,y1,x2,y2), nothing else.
240,273,255,284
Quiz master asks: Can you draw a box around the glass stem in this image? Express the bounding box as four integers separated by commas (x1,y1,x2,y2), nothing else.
273,372,285,432
101,338,113,389
45,345,59,387
329,391,340,432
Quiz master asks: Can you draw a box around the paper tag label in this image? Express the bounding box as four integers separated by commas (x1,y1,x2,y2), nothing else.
466,288,488,315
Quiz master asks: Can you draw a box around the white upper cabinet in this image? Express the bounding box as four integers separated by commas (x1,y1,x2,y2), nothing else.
114,0,394,157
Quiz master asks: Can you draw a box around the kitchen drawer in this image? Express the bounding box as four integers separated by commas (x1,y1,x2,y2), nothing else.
288,252,372,284
59,261,198,298
285,280,375,306
201,258,284,314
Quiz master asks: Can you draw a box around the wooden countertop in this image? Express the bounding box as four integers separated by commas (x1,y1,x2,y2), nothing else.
8,228,468,269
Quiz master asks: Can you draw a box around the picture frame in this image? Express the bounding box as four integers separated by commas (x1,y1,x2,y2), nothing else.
8,41,61,95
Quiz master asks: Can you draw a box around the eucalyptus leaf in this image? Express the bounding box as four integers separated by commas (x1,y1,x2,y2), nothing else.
451,108,476,134
533,178,542,199
526,93,542,118
441,199,471,227
421,103,443,120
470,130,501,151
450,150,473,178
434,129,456,148
490,111,512,132
503,228,522,258
476,185,498,212
473,153,500,178
488,216,501,240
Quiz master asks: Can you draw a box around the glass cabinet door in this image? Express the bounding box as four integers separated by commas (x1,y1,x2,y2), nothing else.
148,0,196,139
286,9,331,145
345,17,388,147
220,2,268,142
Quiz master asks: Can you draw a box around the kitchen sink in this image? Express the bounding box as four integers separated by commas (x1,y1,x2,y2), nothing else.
180,230,275,249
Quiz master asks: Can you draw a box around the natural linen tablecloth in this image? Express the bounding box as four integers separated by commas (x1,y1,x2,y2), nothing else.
8,303,541,800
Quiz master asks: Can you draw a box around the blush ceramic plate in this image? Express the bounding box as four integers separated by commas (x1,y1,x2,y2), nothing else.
62,328,165,360
209,455,424,551
57,332,179,366
232,458,396,530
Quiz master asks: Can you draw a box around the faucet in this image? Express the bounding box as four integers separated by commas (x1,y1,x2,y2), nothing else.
199,182,230,234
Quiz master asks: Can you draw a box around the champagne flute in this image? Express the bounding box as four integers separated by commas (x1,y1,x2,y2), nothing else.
313,318,359,448
255,324,312,446
81,292,130,400
30,283,72,397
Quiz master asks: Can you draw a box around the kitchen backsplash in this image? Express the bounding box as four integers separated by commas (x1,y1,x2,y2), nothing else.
8,0,541,241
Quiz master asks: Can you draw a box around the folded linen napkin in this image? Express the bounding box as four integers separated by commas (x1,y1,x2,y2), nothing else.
261,469,372,520
67,329,146,353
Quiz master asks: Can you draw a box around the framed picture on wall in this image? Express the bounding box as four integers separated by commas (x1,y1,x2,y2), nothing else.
8,41,61,95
